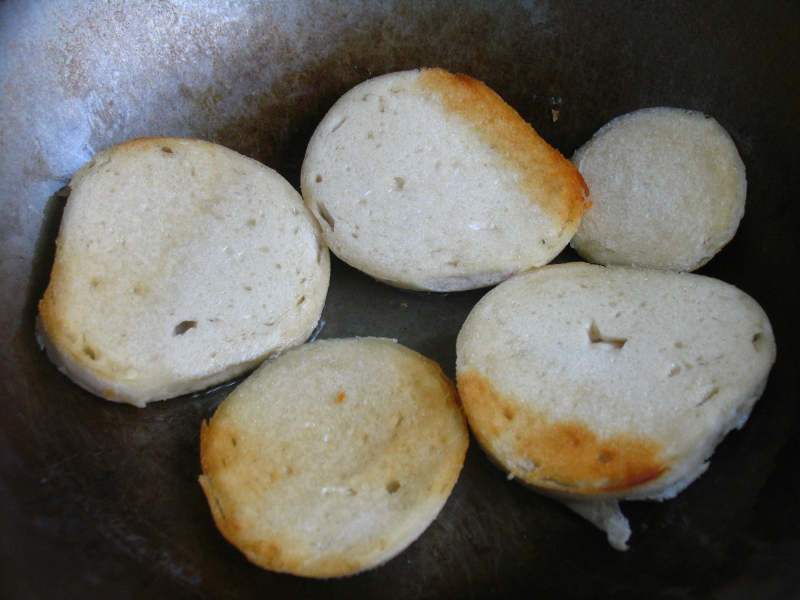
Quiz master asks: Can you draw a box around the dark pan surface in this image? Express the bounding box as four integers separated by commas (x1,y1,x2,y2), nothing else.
1,1,799,598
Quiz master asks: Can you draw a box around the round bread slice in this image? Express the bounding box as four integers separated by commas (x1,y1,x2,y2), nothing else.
300,68,589,292
198,337,469,578
37,137,330,407
456,262,775,549
571,107,746,271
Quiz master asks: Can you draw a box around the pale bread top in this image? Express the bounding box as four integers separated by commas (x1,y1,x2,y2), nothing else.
38,137,330,407
300,68,588,291
456,263,775,503
571,107,746,272
198,337,469,578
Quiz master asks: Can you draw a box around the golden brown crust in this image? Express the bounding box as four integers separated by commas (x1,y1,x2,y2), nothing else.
417,68,589,226
198,338,468,578
458,369,667,495
38,261,121,401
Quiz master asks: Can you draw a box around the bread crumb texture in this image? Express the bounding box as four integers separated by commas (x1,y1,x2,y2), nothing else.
458,369,667,494
417,68,589,226
571,107,746,271
199,337,468,578
300,69,588,291
456,262,775,499
37,137,329,405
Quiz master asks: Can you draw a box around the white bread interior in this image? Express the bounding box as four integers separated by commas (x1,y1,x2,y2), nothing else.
301,68,588,291
571,107,746,272
199,337,469,578
38,137,330,406
456,262,775,549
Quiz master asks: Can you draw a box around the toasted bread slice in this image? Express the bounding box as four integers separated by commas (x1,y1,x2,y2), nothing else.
456,262,775,549
198,337,469,578
571,107,746,271
301,68,588,291
37,137,329,406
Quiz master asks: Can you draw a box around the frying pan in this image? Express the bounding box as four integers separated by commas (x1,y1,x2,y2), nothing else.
1,1,798,598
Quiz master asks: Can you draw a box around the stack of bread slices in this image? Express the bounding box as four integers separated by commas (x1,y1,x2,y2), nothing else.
37,68,775,575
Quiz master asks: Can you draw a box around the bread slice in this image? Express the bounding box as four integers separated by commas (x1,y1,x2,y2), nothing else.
571,107,746,271
198,337,469,578
37,137,330,407
456,262,775,549
300,68,589,291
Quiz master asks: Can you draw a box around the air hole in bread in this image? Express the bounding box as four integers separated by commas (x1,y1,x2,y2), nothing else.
597,451,615,463
243,285,252,292
587,321,627,349
246,218,256,228
316,203,335,231
90,277,102,288
697,387,720,406
329,116,347,134
386,480,400,494
752,332,765,351
82,345,98,360
161,146,173,154
174,320,197,335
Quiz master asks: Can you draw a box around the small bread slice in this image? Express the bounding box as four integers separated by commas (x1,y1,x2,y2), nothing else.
301,68,588,291
198,337,468,578
37,137,330,407
456,262,775,549
571,107,746,271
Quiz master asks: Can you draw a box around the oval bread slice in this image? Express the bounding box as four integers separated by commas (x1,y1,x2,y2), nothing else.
456,262,775,548
570,107,746,272
198,337,469,578
301,68,589,291
37,137,330,407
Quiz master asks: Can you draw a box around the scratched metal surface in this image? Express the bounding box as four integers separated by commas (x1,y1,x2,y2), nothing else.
1,1,799,598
